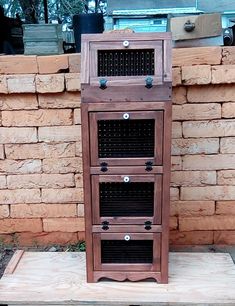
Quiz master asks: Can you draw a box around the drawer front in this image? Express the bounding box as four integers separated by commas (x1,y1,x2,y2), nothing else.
92,174,162,225
93,232,161,271
89,111,163,166
89,40,163,86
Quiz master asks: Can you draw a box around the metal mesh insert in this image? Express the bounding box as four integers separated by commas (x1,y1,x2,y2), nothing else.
101,240,153,264
98,119,155,158
100,182,154,217
98,49,155,77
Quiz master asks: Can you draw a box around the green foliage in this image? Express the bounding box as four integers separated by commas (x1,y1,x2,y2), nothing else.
66,241,86,252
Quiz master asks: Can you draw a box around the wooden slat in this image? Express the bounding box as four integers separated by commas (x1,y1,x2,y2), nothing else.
3,250,24,275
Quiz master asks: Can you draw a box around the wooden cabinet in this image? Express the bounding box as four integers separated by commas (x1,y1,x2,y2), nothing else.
81,33,172,283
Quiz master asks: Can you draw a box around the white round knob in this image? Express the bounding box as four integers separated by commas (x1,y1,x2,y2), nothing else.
123,113,130,120
123,40,129,48
124,235,131,241
123,176,130,183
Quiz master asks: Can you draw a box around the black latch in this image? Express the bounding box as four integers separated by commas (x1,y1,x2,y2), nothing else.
102,221,109,231
145,76,153,89
100,162,108,172
99,78,107,90
145,161,153,172
144,221,152,230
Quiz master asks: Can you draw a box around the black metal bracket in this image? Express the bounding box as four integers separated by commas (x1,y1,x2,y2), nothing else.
144,221,152,230
99,78,107,90
100,162,108,172
145,161,153,172
102,221,109,231
145,76,153,89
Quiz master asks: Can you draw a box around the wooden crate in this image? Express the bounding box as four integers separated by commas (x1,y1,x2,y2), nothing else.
23,24,63,55
81,33,172,283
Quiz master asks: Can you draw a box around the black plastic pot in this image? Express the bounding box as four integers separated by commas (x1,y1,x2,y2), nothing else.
73,13,104,53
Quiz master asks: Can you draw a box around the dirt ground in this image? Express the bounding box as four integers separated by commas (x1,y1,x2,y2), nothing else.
0,248,14,278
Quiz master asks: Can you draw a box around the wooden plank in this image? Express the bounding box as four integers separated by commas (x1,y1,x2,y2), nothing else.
170,14,222,41
3,250,24,275
0,252,235,305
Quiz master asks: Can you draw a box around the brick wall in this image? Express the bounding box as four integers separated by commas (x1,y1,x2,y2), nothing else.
0,46,235,246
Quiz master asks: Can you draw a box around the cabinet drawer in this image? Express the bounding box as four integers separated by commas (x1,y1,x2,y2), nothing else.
89,110,163,166
92,174,162,225
93,232,161,271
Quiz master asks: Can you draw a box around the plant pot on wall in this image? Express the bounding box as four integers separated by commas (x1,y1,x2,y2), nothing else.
73,13,104,53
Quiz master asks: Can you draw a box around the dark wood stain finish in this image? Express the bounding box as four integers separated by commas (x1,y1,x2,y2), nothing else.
81,33,172,283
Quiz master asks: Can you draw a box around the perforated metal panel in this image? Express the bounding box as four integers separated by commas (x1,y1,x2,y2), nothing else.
98,49,155,77
100,182,154,217
98,119,155,158
101,240,153,264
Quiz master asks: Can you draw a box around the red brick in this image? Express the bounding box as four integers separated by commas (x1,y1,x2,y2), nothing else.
77,204,84,216
43,217,85,232
0,56,38,74
0,205,9,218
173,47,221,66
170,201,215,216
182,65,211,85
36,74,65,93
179,215,235,231
172,87,187,105
171,171,216,187
170,217,178,230
0,234,13,244
11,203,77,218
38,92,81,109
75,140,82,157
0,94,38,110
0,159,41,174
7,74,36,93
173,103,221,121
68,54,81,73
0,189,41,204
38,125,81,142
214,231,235,244
0,127,37,143
74,108,81,124
0,145,4,159
75,174,83,188
172,138,219,155
222,102,235,118
0,218,42,233
187,84,235,102
2,109,72,126
43,157,82,174
172,122,182,138
172,67,181,86
183,154,235,170
170,230,213,245
183,120,235,138
41,188,83,203
222,47,235,64
0,76,8,93
170,187,179,201
5,143,76,159
65,73,81,91
220,137,235,153
7,173,74,189
37,55,68,74
216,201,235,215
212,65,235,84
181,186,235,201
15,231,78,246
0,176,6,188
171,156,182,171
218,171,235,185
